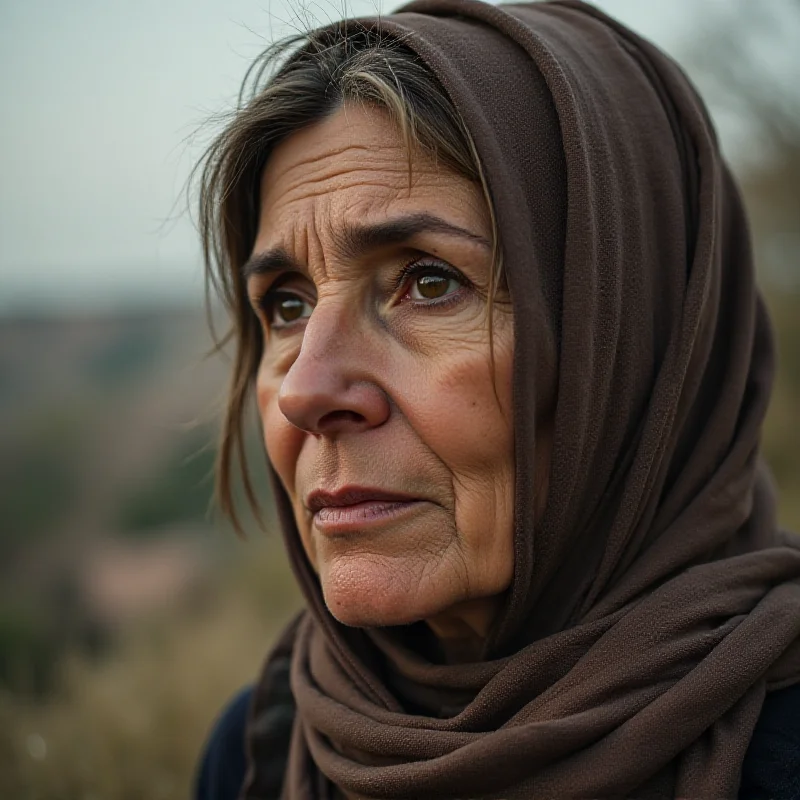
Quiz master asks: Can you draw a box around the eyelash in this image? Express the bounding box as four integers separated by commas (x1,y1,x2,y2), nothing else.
254,257,469,328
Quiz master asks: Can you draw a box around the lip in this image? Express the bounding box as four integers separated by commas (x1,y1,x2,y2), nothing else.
306,486,425,535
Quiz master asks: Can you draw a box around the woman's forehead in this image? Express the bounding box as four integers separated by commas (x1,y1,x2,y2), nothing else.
260,105,409,203
254,105,489,258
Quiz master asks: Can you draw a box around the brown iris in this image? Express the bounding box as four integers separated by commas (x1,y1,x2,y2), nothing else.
414,273,453,300
273,293,309,325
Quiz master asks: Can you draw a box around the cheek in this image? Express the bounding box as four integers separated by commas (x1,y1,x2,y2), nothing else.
256,365,300,496
257,367,320,567
404,329,515,538
408,333,515,589
411,336,514,472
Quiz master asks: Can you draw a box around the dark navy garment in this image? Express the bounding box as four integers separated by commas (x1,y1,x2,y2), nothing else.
195,686,252,799
739,684,800,799
195,682,800,800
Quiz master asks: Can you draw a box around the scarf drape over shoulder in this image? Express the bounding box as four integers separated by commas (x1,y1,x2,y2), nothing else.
244,1,800,797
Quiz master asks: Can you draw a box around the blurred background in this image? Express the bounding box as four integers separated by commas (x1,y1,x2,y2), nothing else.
1,0,798,797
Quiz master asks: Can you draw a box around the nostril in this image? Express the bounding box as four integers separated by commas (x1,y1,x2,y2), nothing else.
317,409,367,432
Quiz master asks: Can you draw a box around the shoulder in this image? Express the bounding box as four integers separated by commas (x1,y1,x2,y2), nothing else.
194,661,296,800
196,618,301,800
739,683,800,800
194,686,254,800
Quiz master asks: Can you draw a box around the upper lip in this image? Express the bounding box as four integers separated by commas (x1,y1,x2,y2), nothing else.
306,486,419,513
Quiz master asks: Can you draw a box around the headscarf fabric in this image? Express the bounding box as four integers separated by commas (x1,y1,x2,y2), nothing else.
243,1,800,797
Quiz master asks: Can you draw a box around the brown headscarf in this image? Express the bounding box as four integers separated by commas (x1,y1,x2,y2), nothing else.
243,1,800,797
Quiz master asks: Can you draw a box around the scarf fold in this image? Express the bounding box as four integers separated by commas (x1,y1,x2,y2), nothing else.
243,2,800,797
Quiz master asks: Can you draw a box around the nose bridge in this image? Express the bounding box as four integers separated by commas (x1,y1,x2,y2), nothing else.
298,293,352,367
277,292,390,435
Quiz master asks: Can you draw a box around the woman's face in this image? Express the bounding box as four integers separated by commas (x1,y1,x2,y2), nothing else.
248,104,516,633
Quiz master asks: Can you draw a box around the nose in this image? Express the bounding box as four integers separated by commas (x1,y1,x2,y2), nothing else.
277,304,391,436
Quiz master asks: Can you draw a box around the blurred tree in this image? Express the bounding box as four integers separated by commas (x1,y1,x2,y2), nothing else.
686,0,800,289
116,426,217,535
82,324,164,389
0,417,80,563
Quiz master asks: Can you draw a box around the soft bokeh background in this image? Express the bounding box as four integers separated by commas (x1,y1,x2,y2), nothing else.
1,1,798,797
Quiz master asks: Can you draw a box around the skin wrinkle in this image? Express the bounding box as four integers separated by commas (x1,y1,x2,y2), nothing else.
265,128,488,224
268,141,408,195
252,103,546,653
272,159,433,211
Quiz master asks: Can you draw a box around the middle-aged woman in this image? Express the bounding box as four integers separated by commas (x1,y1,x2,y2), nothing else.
194,0,800,797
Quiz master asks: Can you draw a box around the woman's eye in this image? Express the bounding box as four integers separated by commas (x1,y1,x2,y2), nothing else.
267,292,314,328
408,271,461,301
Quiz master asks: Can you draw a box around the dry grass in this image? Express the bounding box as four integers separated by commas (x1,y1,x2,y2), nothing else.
0,539,301,800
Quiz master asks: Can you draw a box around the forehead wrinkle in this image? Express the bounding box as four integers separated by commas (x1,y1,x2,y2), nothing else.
308,202,329,282
264,135,412,204
263,174,401,286
273,161,413,209
262,168,489,287
326,195,394,262
265,140,377,188
279,201,329,284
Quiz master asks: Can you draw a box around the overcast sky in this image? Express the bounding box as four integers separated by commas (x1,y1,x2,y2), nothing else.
0,0,714,311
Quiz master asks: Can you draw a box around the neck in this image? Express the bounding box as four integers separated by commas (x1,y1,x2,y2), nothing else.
425,595,504,664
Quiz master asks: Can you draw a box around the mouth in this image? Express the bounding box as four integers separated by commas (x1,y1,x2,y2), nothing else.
306,486,425,535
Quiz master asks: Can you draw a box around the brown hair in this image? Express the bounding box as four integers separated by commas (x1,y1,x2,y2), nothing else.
194,25,499,532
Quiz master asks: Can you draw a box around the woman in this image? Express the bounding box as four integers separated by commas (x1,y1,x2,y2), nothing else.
195,1,800,797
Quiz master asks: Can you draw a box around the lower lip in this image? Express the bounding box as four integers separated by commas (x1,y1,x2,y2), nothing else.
313,500,424,535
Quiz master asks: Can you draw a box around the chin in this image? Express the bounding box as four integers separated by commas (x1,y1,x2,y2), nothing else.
319,553,455,628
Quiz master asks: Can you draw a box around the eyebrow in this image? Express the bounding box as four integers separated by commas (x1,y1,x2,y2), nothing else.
240,212,491,280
